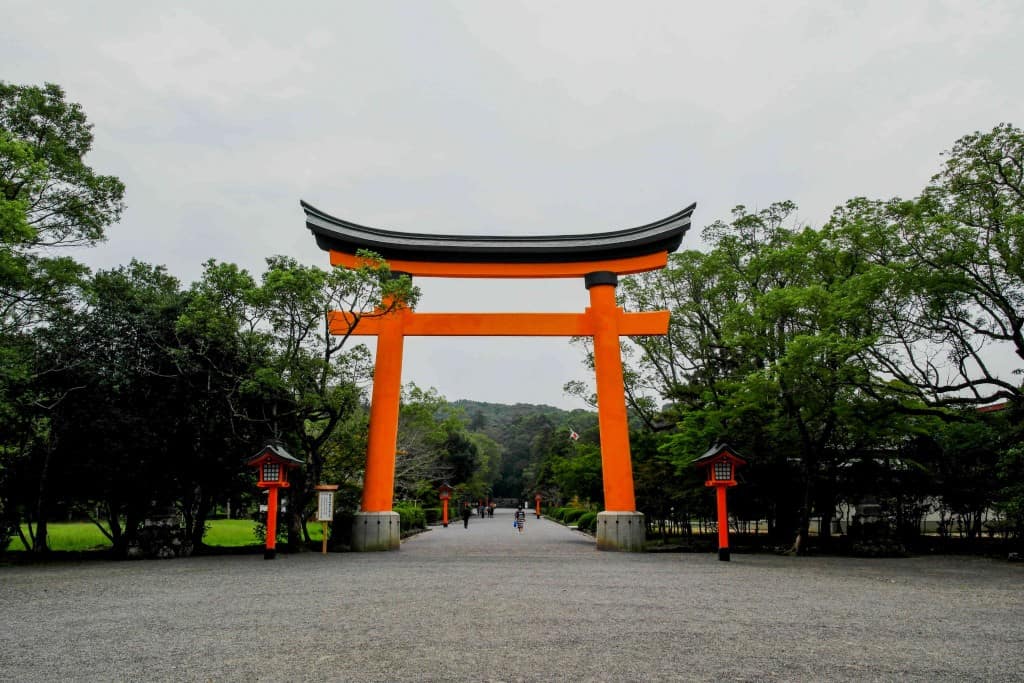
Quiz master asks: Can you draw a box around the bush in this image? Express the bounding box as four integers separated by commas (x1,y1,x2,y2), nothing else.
577,512,598,532
562,508,587,525
394,504,426,532
423,507,442,524
551,507,570,521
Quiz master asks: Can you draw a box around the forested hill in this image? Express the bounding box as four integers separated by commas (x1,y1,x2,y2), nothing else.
452,399,598,498
454,400,594,431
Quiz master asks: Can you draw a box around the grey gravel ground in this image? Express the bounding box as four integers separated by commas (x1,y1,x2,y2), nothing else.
1,508,1021,682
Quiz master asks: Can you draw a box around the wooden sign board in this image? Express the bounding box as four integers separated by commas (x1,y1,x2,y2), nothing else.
317,491,335,522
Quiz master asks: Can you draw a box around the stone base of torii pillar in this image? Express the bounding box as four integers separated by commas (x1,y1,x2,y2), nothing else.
595,512,646,552
351,511,401,551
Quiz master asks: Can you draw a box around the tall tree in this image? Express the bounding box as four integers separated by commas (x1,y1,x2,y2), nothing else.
394,384,463,497
42,262,185,557
0,82,124,550
624,203,902,550
0,82,124,334
846,124,1023,412
182,253,418,550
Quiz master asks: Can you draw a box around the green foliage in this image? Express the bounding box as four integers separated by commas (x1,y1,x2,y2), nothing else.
995,445,1024,542
548,443,602,504
0,82,124,335
6,522,112,552
576,511,598,532
617,124,1024,552
393,503,427,532
394,384,490,499
203,519,265,548
454,399,598,500
180,251,419,550
1,82,127,554
832,124,1024,410
561,508,587,524
2,519,337,551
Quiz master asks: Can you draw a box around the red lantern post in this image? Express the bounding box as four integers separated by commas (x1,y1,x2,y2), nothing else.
245,443,303,560
693,444,747,561
534,493,542,519
438,482,453,527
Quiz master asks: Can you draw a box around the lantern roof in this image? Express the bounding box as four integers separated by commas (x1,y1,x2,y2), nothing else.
693,443,748,468
301,200,695,264
438,481,454,491
244,442,304,469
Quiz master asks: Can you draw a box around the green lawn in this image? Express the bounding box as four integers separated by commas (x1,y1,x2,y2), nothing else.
7,519,327,552
7,522,113,552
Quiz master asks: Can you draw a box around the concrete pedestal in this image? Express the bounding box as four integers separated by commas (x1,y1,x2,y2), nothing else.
596,511,645,551
352,512,401,551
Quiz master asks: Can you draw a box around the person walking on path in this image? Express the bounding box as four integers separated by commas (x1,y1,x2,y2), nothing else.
462,503,472,529
514,506,526,534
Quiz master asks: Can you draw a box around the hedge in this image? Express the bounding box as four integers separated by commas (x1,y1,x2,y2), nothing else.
394,504,426,532
576,512,598,532
551,507,571,521
562,508,588,524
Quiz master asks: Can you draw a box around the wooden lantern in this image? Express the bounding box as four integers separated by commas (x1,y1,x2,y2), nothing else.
245,443,303,559
438,482,453,527
693,443,747,561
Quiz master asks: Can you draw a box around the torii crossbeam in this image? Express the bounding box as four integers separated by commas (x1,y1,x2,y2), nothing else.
303,200,695,551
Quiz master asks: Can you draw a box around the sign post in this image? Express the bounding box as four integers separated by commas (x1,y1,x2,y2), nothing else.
315,484,338,555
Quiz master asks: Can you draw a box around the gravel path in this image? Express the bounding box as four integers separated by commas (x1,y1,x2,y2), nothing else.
1,508,1021,682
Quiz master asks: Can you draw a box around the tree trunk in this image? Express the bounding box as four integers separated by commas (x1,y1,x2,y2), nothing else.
187,489,213,550
31,442,55,554
285,486,308,552
791,477,813,555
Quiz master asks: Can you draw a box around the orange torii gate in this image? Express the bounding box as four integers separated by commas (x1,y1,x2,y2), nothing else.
302,200,695,551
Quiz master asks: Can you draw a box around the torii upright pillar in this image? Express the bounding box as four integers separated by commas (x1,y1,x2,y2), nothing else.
355,293,406,550
586,272,644,549
302,199,695,551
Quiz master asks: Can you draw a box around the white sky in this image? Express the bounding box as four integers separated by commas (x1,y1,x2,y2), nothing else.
4,1,1022,408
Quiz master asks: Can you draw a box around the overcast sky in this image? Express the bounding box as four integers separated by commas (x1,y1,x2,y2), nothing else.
4,1,1023,408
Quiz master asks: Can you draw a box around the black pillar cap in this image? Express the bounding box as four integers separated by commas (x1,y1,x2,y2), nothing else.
584,271,619,289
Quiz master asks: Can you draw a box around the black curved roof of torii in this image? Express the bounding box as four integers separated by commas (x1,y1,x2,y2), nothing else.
301,200,696,264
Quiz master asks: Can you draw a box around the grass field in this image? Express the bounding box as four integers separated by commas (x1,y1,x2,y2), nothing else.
7,519,326,552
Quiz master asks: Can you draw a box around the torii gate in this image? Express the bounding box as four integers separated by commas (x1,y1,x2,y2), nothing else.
302,200,695,551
